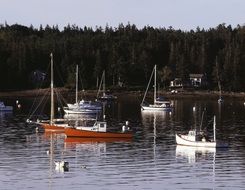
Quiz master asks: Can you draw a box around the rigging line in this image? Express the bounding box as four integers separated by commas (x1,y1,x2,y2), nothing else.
28,89,49,118
141,66,155,105
54,61,66,87
27,62,50,117
40,96,49,118
54,87,66,108
96,71,104,98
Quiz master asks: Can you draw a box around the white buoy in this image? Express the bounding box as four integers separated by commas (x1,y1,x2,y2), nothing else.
35,127,39,133
193,106,196,112
16,100,19,104
122,125,126,132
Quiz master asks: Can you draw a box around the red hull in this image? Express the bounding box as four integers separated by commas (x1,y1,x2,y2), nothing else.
41,123,65,132
65,128,133,138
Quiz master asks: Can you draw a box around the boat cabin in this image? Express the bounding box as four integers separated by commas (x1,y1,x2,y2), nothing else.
0,101,5,108
181,130,209,142
94,121,107,132
76,121,107,132
181,130,197,142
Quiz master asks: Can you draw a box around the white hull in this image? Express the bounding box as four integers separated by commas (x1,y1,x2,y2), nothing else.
67,103,102,110
64,108,98,115
141,105,172,111
0,106,13,111
176,134,227,148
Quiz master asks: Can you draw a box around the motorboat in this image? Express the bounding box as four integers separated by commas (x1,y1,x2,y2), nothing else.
176,115,228,148
65,121,132,138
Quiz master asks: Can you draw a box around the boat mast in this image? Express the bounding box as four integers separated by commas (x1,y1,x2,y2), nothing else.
50,53,54,125
213,115,216,142
200,111,204,131
75,64,78,104
216,57,222,100
154,65,156,104
103,70,105,96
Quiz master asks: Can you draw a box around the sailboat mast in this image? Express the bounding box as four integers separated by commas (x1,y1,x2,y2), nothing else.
50,53,54,125
103,71,105,96
200,111,204,131
154,65,157,104
75,64,78,104
216,57,222,99
213,115,216,142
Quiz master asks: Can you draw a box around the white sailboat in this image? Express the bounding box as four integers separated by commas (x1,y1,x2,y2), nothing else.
97,70,117,101
141,65,173,111
176,115,228,148
64,65,101,115
0,101,13,112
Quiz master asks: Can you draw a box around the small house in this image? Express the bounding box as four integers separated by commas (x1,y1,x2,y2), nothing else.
189,74,207,88
170,78,183,88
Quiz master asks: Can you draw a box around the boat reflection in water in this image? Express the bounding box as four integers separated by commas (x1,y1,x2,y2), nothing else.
65,137,132,144
64,137,132,159
176,145,216,164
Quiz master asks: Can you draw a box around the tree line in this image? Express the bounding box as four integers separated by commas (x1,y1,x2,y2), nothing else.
0,23,244,92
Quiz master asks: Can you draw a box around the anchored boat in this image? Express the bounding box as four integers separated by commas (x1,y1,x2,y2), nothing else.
176,115,228,148
65,121,133,138
0,101,13,112
141,65,173,111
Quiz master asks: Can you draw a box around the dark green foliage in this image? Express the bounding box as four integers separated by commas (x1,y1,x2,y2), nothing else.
0,23,244,91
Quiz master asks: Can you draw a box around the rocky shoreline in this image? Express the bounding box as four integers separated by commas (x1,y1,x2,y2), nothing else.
0,88,244,99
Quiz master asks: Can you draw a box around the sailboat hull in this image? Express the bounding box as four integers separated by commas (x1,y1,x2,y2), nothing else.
176,134,227,148
65,128,133,138
141,105,172,111
64,108,98,114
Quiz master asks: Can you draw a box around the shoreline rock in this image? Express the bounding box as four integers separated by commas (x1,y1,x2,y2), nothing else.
0,88,244,99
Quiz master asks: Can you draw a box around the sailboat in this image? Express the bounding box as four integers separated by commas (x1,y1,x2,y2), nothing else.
64,65,101,115
176,115,228,148
97,70,117,101
0,101,13,112
38,53,68,132
141,65,173,111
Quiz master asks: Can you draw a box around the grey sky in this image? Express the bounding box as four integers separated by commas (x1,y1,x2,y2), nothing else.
1,0,244,30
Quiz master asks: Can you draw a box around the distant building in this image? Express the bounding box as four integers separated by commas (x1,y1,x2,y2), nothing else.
170,78,183,88
169,74,207,90
189,74,207,88
30,70,47,86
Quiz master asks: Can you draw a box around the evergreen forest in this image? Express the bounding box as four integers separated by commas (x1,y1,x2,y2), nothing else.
0,23,244,92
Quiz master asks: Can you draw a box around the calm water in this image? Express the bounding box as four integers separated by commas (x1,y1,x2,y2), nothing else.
0,95,245,190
